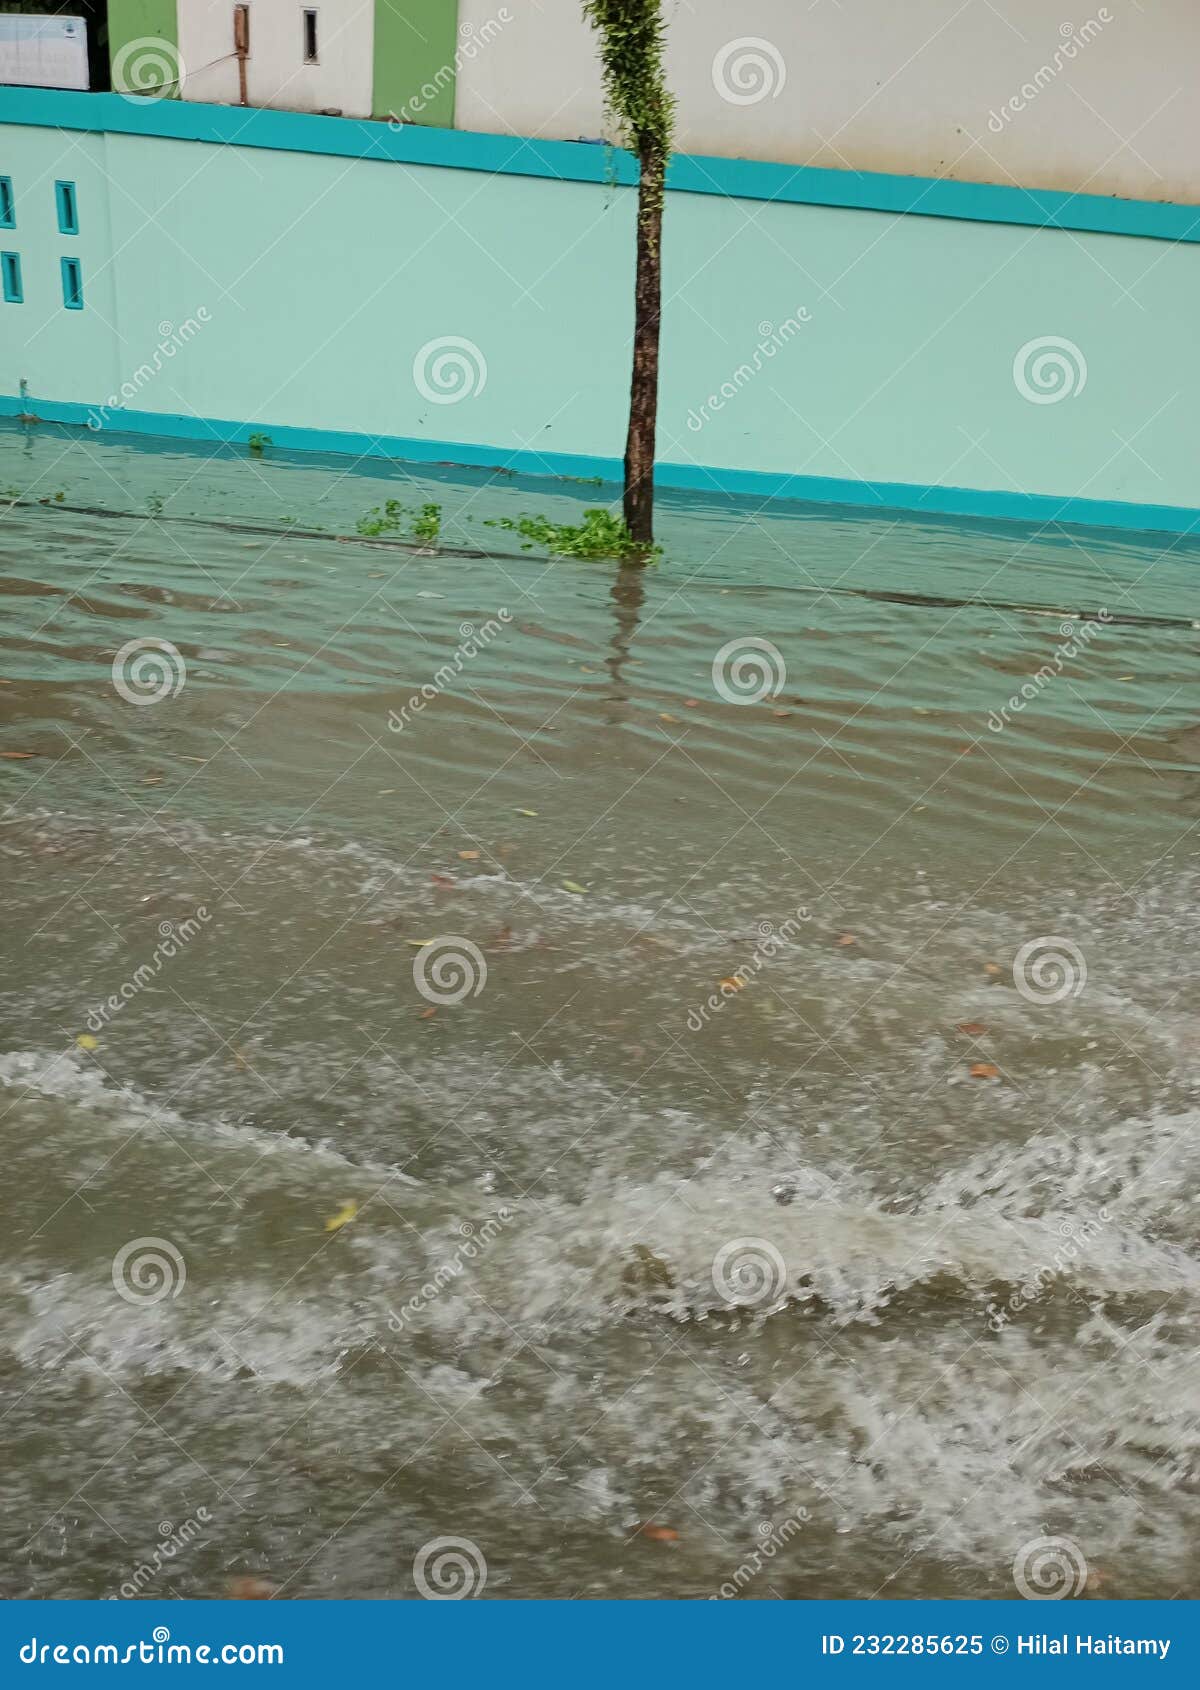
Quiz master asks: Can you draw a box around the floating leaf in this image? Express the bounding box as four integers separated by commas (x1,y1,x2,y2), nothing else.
562,881,588,895
457,849,481,861
956,1021,988,1036
227,1577,277,1600
719,977,745,992
969,1062,1000,1080
75,1033,98,1051
418,1007,438,1020
406,939,435,947
515,808,538,817
984,962,1002,976
836,934,857,947
0,750,38,760
636,1523,680,1542
659,713,679,724
325,1200,358,1232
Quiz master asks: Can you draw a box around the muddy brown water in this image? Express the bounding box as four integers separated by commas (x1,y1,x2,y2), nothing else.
1,424,1198,1600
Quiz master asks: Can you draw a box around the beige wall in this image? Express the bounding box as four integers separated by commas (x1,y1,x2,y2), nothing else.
456,0,1199,203
180,0,375,118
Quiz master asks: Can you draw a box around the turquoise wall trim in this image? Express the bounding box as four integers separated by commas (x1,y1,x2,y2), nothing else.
2,87,1199,245
3,395,1198,538
2,114,1198,536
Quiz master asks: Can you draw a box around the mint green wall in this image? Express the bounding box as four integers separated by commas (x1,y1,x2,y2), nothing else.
107,0,180,97
1,119,1197,517
373,0,459,125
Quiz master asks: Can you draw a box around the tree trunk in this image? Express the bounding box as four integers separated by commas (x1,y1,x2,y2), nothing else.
623,143,664,554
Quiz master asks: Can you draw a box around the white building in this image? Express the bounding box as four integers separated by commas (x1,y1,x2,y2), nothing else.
179,0,376,119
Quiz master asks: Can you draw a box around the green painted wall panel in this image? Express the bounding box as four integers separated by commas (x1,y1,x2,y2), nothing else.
107,0,180,98
373,0,460,126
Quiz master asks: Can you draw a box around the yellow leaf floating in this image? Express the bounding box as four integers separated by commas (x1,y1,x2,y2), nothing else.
76,1034,98,1051
406,939,435,947
325,1200,358,1233
515,808,538,817
562,881,588,895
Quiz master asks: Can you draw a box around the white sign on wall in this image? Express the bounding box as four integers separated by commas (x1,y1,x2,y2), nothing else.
0,15,90,92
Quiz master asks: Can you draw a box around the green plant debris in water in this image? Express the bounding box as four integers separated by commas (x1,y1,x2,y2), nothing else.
355,499,442,545
485,508,659,562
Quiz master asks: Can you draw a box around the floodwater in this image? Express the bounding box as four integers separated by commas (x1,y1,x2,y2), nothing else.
1,421,1198,1601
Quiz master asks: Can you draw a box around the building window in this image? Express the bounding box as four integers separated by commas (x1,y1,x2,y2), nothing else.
61,255,83,310
302,9,319,64
55,181,79,236
0,178,14,230
2,252,22,304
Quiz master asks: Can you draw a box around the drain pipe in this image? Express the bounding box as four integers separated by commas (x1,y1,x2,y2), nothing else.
234,5,250,105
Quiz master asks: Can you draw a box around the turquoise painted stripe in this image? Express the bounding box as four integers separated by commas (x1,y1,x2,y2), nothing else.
3,396,1199,540
2,88,1199,245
